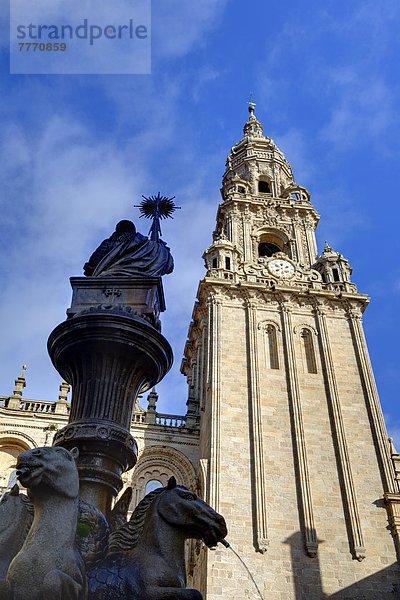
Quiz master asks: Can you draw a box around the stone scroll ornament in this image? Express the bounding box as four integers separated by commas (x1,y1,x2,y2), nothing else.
0,449,228,600
83,194,180,278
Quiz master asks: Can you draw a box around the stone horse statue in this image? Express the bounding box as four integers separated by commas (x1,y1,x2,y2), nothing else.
0,485,33,580
87,477,227,599
5,446,87,600
0,483,127,580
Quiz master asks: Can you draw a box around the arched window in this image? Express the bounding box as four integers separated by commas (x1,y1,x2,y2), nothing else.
145,479,163,495
258,242,281,257
257,231,287,259
301,329,317,374
258,180,271,193
130,446,196,508
266,325,279,370
0,441,30,491
332,268,340,282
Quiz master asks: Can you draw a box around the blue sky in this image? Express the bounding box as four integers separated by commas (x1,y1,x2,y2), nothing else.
0,1,399,441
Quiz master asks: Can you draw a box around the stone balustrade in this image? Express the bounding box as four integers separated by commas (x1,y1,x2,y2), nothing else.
0,396,191,430
155,413,186,428
132,412,146,424
0,397,70,415
132,410,188,428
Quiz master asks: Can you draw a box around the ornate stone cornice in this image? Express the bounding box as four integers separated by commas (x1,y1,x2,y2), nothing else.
216,196,320,231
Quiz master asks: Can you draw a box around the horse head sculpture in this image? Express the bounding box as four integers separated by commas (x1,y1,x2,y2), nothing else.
16,445,80,500
149,476,227,549
88,477,228,600
6,446,87,600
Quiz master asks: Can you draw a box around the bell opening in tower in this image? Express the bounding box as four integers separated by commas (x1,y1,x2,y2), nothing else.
258,180,271,193
258,242,281,257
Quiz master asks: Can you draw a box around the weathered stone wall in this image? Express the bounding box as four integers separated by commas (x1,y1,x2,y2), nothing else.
188,292,399,599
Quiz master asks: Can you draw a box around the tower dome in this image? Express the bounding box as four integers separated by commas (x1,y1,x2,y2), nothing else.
222,102,295,199
313,241,355,290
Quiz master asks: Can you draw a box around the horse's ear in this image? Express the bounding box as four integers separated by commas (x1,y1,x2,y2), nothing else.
112,487,133,515
70,447,79,461
167,476,177,490
10,484,19,496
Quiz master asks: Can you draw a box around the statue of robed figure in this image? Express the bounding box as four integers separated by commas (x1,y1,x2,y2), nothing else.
83,194,179,279
83,220,174,278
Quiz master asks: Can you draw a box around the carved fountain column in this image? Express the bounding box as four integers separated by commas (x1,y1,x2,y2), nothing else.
47,275,173,517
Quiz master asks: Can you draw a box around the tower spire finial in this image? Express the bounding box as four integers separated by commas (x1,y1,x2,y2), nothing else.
247,93,256,118
13,364,27,398
244,94,263,137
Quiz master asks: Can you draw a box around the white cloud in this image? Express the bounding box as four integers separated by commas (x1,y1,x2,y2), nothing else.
0,82,224,415
152,0,229,59
321,76,395,151
273,128,314,185
0,115,147,400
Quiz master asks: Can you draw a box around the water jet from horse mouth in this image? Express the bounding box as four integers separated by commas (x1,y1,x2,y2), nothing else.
221,541,264,600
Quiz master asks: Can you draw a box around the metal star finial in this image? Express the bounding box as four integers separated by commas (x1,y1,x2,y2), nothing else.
134,193,181,241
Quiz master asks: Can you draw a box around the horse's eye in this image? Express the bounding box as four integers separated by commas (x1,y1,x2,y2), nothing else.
182,493,196,501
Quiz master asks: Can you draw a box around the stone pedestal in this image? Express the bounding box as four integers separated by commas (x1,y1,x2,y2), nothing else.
47,276,173,517
66,276,166,330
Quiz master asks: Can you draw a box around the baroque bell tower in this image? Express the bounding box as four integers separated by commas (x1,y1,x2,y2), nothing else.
183,104,400,599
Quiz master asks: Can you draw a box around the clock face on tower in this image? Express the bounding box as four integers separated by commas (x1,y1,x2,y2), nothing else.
268,258,295,279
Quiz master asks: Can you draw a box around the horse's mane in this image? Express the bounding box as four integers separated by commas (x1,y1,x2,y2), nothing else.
0,491,33,536
108,486,166,554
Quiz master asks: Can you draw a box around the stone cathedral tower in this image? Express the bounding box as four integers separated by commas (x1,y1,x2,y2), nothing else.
182,105,400,599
